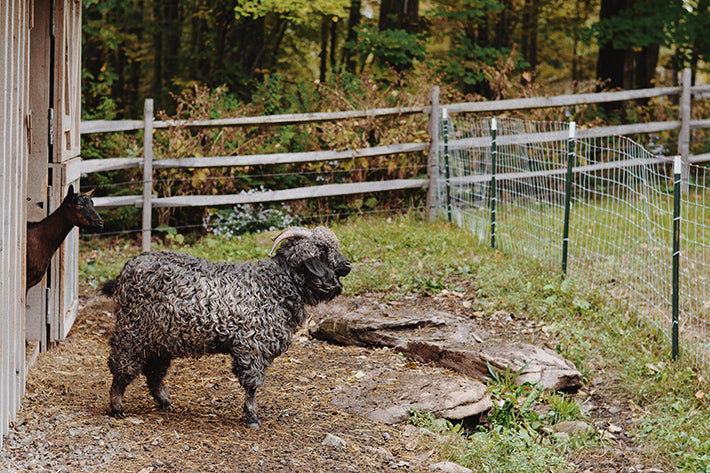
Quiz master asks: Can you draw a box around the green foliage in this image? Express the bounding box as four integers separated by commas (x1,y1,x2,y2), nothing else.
351,27,427,72
234,0,348,22
590,0,684,51
203,203,301,238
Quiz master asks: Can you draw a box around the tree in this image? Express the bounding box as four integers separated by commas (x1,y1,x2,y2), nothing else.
594,0,684,91
378,0,419,32
342,0,362,73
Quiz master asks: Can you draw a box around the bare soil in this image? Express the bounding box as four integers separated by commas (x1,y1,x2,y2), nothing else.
0,286,665,473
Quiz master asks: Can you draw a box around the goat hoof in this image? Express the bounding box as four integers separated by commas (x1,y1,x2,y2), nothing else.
158,400,172,411
110,408,126,419
245,413,261,429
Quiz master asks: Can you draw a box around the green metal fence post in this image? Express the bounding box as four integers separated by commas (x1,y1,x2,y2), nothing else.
443,108,452,222
672,155,681,360
490,118,497,249
561,121,576,277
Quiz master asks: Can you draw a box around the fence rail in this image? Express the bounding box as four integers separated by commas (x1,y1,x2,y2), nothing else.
81,69,710,252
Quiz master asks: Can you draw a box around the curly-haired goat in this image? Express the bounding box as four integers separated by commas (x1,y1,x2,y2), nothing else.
105,226,351,428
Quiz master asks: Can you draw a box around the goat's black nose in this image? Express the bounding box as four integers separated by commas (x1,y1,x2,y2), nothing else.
335,259,351,277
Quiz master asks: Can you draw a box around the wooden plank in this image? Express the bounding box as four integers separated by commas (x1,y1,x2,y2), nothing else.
690,119,710,130
426,86,440,222
690,153,710,164
679,69,692,164
80,157,142,174
446,122,681,151
443,86,681,114
142,99,154,251
152,142,428,169
151,179,429,208
91,195,143,209
577,121,680,138
80,119,144,134
446,156,670,186
153,106,428,129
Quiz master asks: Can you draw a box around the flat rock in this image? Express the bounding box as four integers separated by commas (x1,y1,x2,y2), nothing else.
331,366,493,425
311,299,582,392
429,462,474,473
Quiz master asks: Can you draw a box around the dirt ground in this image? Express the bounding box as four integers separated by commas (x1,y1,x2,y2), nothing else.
0,286,664,473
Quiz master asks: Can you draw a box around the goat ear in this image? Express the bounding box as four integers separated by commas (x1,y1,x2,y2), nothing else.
303,257,327,278
66,184,75,198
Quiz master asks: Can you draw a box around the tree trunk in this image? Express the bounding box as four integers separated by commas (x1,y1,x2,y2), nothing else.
595,0,631,91
151,1,164,103
320,15,328,83
633,44,659,89
378,0,419,32
343,0,361,73
330,17,338,74
521,0,538,73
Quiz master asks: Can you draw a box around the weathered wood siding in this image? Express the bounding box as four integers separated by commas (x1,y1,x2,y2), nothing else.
26,0,83,353
0,0,30,449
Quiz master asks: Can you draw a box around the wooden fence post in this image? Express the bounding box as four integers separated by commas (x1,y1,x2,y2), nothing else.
142,98,154,252
426,86,440,222
679,68,691,188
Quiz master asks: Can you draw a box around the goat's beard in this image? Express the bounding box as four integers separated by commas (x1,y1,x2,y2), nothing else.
302,275,343,305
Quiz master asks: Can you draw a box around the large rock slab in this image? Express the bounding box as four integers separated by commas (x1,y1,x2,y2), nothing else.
330,366,493,425
311,299,582,393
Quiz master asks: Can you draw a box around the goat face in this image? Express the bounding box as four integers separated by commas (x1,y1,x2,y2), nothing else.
271,226,351,305
64,185,104,232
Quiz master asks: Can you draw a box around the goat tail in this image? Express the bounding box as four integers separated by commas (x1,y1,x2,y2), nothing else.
101,279,117,296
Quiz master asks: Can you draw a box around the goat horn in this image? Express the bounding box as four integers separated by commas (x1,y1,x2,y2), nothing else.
268,227,313,256
85,188,96,197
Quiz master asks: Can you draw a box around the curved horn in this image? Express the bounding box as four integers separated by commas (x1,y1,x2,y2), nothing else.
268,227,314,256
85,188,96,197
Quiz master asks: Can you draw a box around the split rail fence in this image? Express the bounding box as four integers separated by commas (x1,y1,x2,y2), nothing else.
81,69,710,251
80,68,710,363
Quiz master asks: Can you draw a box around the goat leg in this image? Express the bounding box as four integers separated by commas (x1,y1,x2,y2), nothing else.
243,386,260,429
143,358,172,411
109,376,133,418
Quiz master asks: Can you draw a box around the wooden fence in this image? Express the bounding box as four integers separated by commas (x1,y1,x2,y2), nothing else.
80,69,710,251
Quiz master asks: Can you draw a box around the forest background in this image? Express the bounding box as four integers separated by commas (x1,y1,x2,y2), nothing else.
80,0,710,233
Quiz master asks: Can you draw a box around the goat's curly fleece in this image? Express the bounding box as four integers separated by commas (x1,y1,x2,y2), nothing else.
107,226,349,422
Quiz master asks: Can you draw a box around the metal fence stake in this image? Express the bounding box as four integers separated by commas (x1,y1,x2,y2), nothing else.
442,108,452,222
490,118,497,249
561,121,576,277
672,155,681,360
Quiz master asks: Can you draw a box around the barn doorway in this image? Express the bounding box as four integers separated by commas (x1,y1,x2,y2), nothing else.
27,0,83,353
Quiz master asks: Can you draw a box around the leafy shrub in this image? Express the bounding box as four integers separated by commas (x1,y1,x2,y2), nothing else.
203,201,301,238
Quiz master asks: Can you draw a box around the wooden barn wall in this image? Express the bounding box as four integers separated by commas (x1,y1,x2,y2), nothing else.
50,0,82,344
25,0,83,353
0,0,30,449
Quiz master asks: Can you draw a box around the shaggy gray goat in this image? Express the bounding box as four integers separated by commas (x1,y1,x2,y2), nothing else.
105,226,350,428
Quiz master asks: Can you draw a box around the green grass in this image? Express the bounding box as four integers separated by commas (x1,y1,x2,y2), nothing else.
79,213,710,472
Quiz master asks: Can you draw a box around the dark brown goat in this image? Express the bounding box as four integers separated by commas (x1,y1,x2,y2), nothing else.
26,185,103,289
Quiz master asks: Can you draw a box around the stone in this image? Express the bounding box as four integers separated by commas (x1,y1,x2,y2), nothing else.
311,300,582,392
554,420,594,435
330,366,492,425
429,461,473,473
321,433,346,448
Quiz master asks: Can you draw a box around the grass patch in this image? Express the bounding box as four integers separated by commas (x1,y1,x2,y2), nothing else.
79,213,710,472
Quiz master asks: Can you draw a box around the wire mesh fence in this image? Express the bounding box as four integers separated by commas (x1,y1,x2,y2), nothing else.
438,114,710,368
